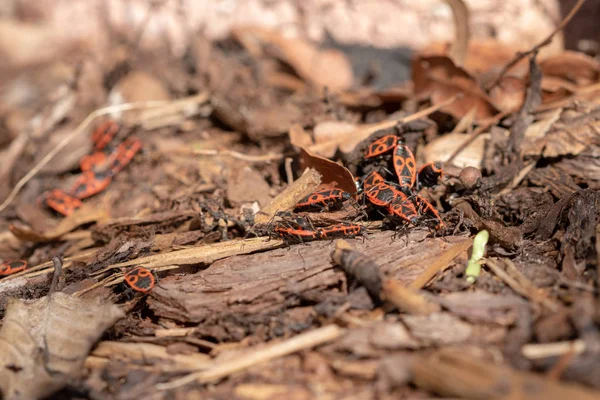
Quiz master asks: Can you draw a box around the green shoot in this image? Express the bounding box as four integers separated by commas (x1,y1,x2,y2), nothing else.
465,230,489,283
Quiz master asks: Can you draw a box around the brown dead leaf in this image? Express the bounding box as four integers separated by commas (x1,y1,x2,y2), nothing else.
299,148,356,197
0,293,123,399
412,54,498,120
9,204,109,243
540,51,600,86
232,26,353,91
424,39,529,78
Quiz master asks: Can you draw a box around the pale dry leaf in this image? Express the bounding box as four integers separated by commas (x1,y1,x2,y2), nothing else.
288,123,313,149
313,121,357,148
524,108,562,141
422,132,489,168
0,293,123,399
522,107,600,157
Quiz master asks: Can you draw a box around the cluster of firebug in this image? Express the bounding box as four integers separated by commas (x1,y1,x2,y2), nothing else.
270,187,364,242
360,134,444,229
40,121,142,216
0,259,27,277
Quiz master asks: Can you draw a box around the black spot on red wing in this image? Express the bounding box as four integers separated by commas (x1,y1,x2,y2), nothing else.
8,260,25,269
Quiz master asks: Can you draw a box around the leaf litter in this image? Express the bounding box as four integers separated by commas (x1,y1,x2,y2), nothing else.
1,1,600,398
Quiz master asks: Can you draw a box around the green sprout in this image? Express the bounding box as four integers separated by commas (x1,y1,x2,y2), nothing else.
465,230,489,283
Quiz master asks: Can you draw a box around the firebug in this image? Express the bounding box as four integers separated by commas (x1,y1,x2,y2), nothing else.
364,135,400,159
0,260,27,276
109,136,142,175
415,196,444,229
70,170,112,199
294,189,352,212
92,121,119,152
392,144,417,193
319,223,364,239
418,162,444,188
40,189,83,216
124,267,156,293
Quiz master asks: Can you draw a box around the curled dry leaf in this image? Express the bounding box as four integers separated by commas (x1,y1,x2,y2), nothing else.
423,39,529,78
540,51,600,85
231,26,353,91
0,293,123,399
412,54,498,120
299,148,357,197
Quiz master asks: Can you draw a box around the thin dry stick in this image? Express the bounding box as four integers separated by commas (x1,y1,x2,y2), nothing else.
0,100,172,213
486,0,587,91
157,324,344,390
409,239,471,290
284,157,294,185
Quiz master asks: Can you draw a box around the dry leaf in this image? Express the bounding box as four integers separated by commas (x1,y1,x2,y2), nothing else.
422,132,488,168
0,293,123,399
232,26,353,91
540,51,600,86
522,106,600,158
313,121,358,146
423,40,527,78
299,148,357,197
489,76,526,112
9,204,109,243
307,119,399,158
288,124,313,149
412,54,498,120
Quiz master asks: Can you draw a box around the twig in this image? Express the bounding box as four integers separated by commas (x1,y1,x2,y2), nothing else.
409,239,471,290
485,258,560,311
0,100,172,214
486,0,587,91
157,324,344,390
522,340,585,359
284,157,294,185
